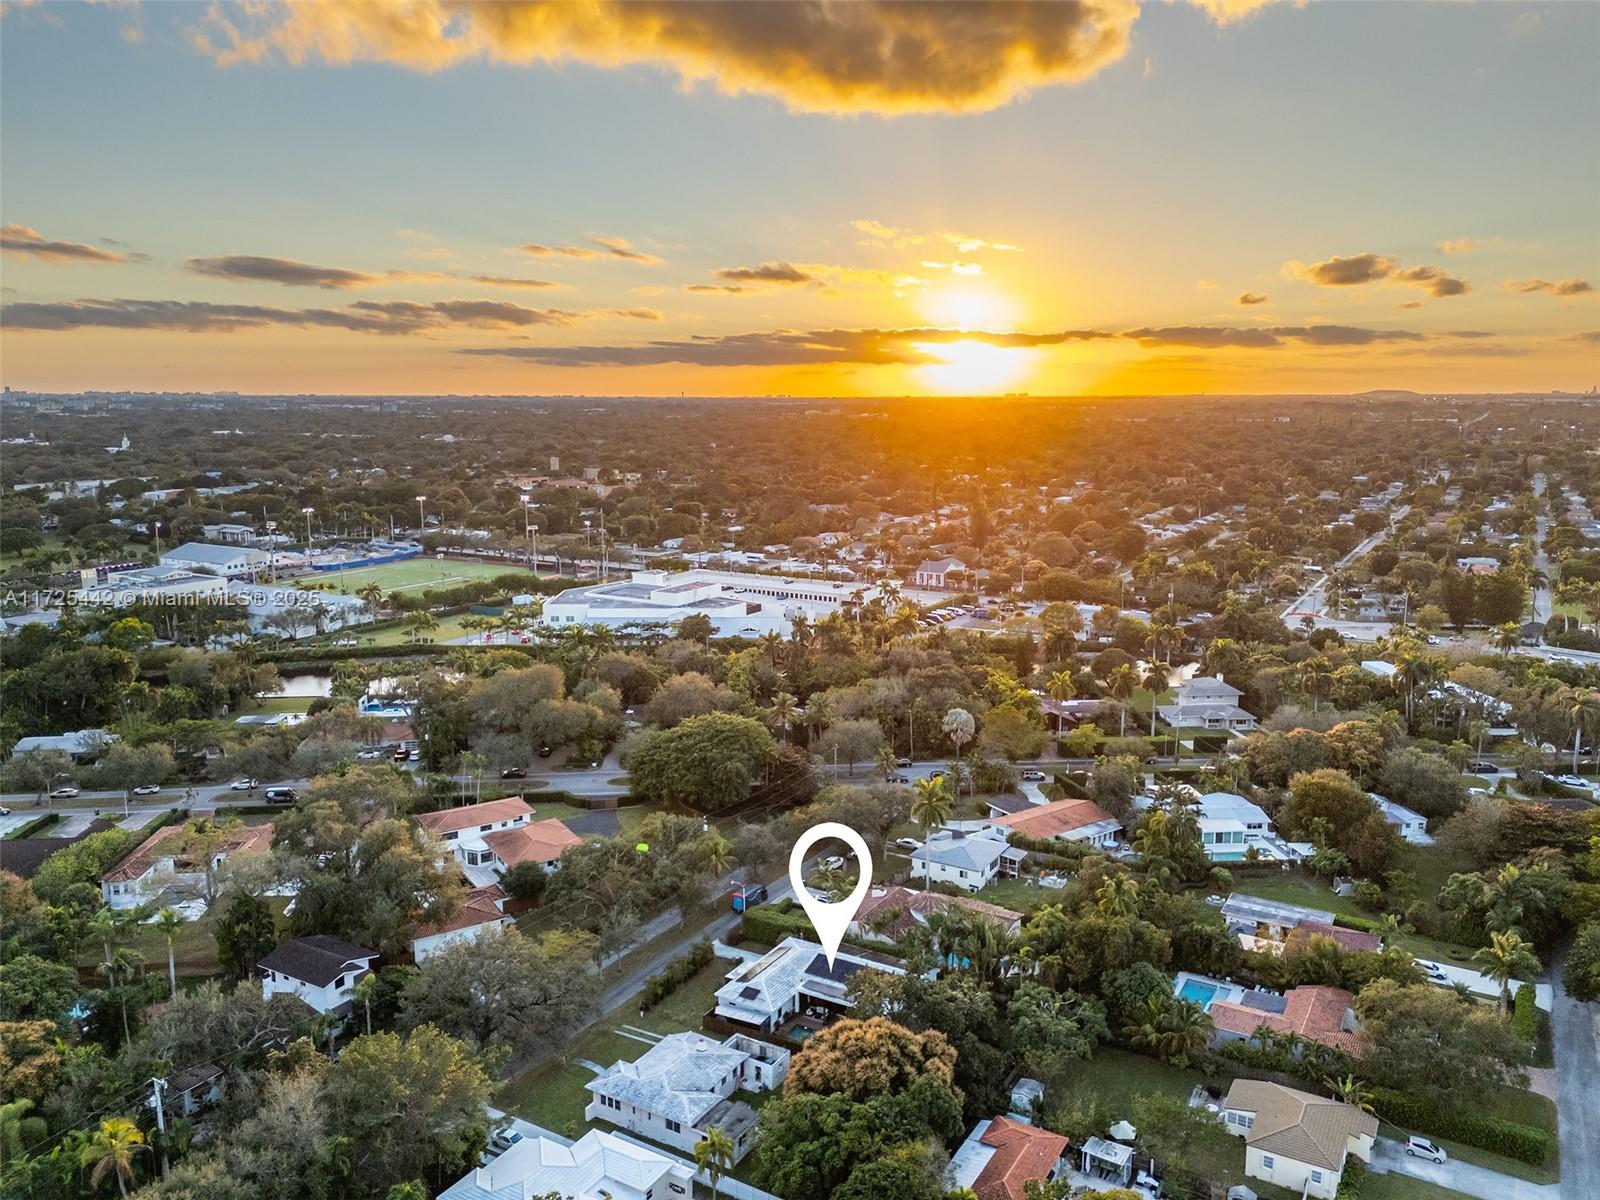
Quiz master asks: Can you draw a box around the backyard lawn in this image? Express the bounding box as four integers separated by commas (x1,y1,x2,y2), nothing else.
495,957,729,1138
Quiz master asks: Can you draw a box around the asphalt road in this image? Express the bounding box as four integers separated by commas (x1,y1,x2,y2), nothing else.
1550,939,1600,1200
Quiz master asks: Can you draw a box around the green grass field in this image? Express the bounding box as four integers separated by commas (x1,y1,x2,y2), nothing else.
295,556,521,596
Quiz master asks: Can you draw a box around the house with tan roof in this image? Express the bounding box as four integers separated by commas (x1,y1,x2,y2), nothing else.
946,1115,1070,1200
410,883,514,962
1220,1079,1377,1199
101,822,274,910
850,885,1023,945
986,797,1123,849
415,798,579,886
1208,984,1364,1057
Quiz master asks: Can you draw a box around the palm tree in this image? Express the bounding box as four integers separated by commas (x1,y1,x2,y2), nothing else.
1297,656,1333,714
1467,718,1490,763
155,907,182,998
1567,688,1600,776
942,707,975,763
801,693,833,749
98,947,144,1046
1046,670,1076,703
875,743,899,781
80,1118,147,1198
1106,663,1137,737
1140,664,1166,740
694,1126,736,1200
355,582,384,620
1324,1074,1375,1113
1123,996,1213,1066
353,972,380,1037
1096,874,1140,918
1494,622,1520,656
759,630,783,664
406,610,439,645
910,777,954,890
766,691,799,744
699,830,734,877
1473,928,1540,1013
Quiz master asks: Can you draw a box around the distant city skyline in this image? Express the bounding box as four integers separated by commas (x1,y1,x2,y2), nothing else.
2,1,1596,396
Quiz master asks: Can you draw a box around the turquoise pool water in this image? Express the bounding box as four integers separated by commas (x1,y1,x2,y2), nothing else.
1178,979,1219,1008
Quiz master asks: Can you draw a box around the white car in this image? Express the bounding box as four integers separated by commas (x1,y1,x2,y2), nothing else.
1405,1136,1447,1164
50,786,80,799
1553,774,1591,789
1020,769,1048,782
228,778,258,791
894,837,920,852
132,784,161,795
1416,960,1451,984
0,805,11,816
821,855,847,871
356,748,385,760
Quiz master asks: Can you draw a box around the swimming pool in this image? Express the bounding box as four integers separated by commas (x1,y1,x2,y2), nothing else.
1177,979,1220,1009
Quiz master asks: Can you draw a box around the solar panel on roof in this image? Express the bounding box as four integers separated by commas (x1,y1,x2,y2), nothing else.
740,986,760,999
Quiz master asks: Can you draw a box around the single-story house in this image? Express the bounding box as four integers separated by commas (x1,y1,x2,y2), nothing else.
410,883,513,962
987,798,1123,850
913,556,967,589
10,728,118,762
157,1063,225,1119
912,828,1017,892
851,885,1023,944
1221,895,1379,954
439,1126,694,1200
1209,984,1363,1057
585,1031,789,1163
947,1115,1070,1200
259,935,378,1015
101,822,274,910
1221,1079,1377,1200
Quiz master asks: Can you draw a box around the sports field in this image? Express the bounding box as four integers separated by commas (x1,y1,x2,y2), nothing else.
294,556,524,595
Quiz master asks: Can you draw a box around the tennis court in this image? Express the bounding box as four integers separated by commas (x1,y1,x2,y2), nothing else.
295,556,525,594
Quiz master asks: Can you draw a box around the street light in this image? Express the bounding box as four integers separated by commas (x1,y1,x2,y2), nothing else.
415,495,427,532
301,507,315,555
151,520,162,560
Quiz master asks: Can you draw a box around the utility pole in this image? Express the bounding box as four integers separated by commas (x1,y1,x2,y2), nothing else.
148,1076,169,1177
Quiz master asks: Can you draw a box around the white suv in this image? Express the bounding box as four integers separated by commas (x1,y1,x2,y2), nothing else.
1405,1136,1447,1164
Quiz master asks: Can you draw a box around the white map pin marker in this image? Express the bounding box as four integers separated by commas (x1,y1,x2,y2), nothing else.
790,822,873,969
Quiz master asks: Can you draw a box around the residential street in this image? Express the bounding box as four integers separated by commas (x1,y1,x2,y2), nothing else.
1551,940,1600,1200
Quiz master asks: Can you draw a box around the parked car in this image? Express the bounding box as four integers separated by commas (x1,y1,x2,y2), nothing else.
408,749,420,761
1416,960,1450,984
264,787,299,804
1405,1137,1447,1164
356,748,384,760
894,837,920,852
537,745,553,758
1468,760,1498,774
895,757,911,768
500,766,528,779
393,747,409,761
0,805,11,815
50,786,81,799
1020,769,1047,782
487,1127,524,1155
132,783,161,796
821,855,847,871
729,883,768,911
1553,773,1591,789
1204,894,1226,906
228,778,258,791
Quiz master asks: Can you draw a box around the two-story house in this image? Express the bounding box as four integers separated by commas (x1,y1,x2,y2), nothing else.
258,935,378,1015
1156,676,1260,733
414,797,580,886
911,827,1016,892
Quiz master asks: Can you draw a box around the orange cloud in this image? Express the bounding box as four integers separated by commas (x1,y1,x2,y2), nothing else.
2,223,131,264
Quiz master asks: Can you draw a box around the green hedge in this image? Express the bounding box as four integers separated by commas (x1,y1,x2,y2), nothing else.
641,941,715,1009
1333,912,1383,934
1370,1087,1552,1165
1512,982,1537,1043
4,812,60,839
741,900,817,945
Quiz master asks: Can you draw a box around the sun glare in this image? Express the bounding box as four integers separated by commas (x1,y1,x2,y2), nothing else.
915,338,1031,395
920,283,1016,331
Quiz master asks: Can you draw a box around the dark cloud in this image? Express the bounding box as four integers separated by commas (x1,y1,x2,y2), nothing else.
2,223,129,264
1503,278,1594,296
460,325,1112,367
1568,331,1600,344
187,255,393,289
685,283,753,294
465,274,560,289
189,0,1148,117
1235,292,1268,306
1287,251,1467,298
1,297,584,334
713,262,817,285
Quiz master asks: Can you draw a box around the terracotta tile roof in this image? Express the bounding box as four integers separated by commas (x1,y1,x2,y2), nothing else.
413,884,511,940
854,886,1023,941
1210,984,1364,1056
973,1116,1070,1200
991,798,1120,840
103,822,273,884
482,817,581,866
1287,920,1381,954
414,797,533,835
1222,1079,1377,1172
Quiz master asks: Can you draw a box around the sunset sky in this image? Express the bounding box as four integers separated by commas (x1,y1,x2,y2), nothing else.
2,0,1596,397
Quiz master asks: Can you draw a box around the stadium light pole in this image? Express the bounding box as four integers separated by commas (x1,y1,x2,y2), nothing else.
152,521,161,560
521,494,539,577
301,507,314,556
415,495,427,533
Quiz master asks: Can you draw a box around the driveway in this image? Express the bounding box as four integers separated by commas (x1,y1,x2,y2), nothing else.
1551,939,1600,1199
1416,959,1553,1012
1369,1138,1559,1200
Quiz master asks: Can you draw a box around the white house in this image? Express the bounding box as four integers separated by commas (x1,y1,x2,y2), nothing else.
1138,791,1306,863
946,1116,1070,1200
1369,793,1433,845
913,556,966,589
911,827,1014,892
440,1127,694,1200
1156,676,1259,733
258,935,378,1015
414,798,580,887
101,822,274,910
712,936,910,1033
410,884,513,962
10,728,118,762
585,1031,789,1163
1220,1080,1376,1200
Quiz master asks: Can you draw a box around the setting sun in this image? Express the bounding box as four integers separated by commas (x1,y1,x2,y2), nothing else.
919,283,1018,332
915,338,1032,395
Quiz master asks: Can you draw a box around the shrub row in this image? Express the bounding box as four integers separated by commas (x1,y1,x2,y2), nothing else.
4,812,60,840
741,900,817,945
640,941,715,1010
1513,982,1537,1043
1333,912,1383,934
1369,1087,1552,1165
